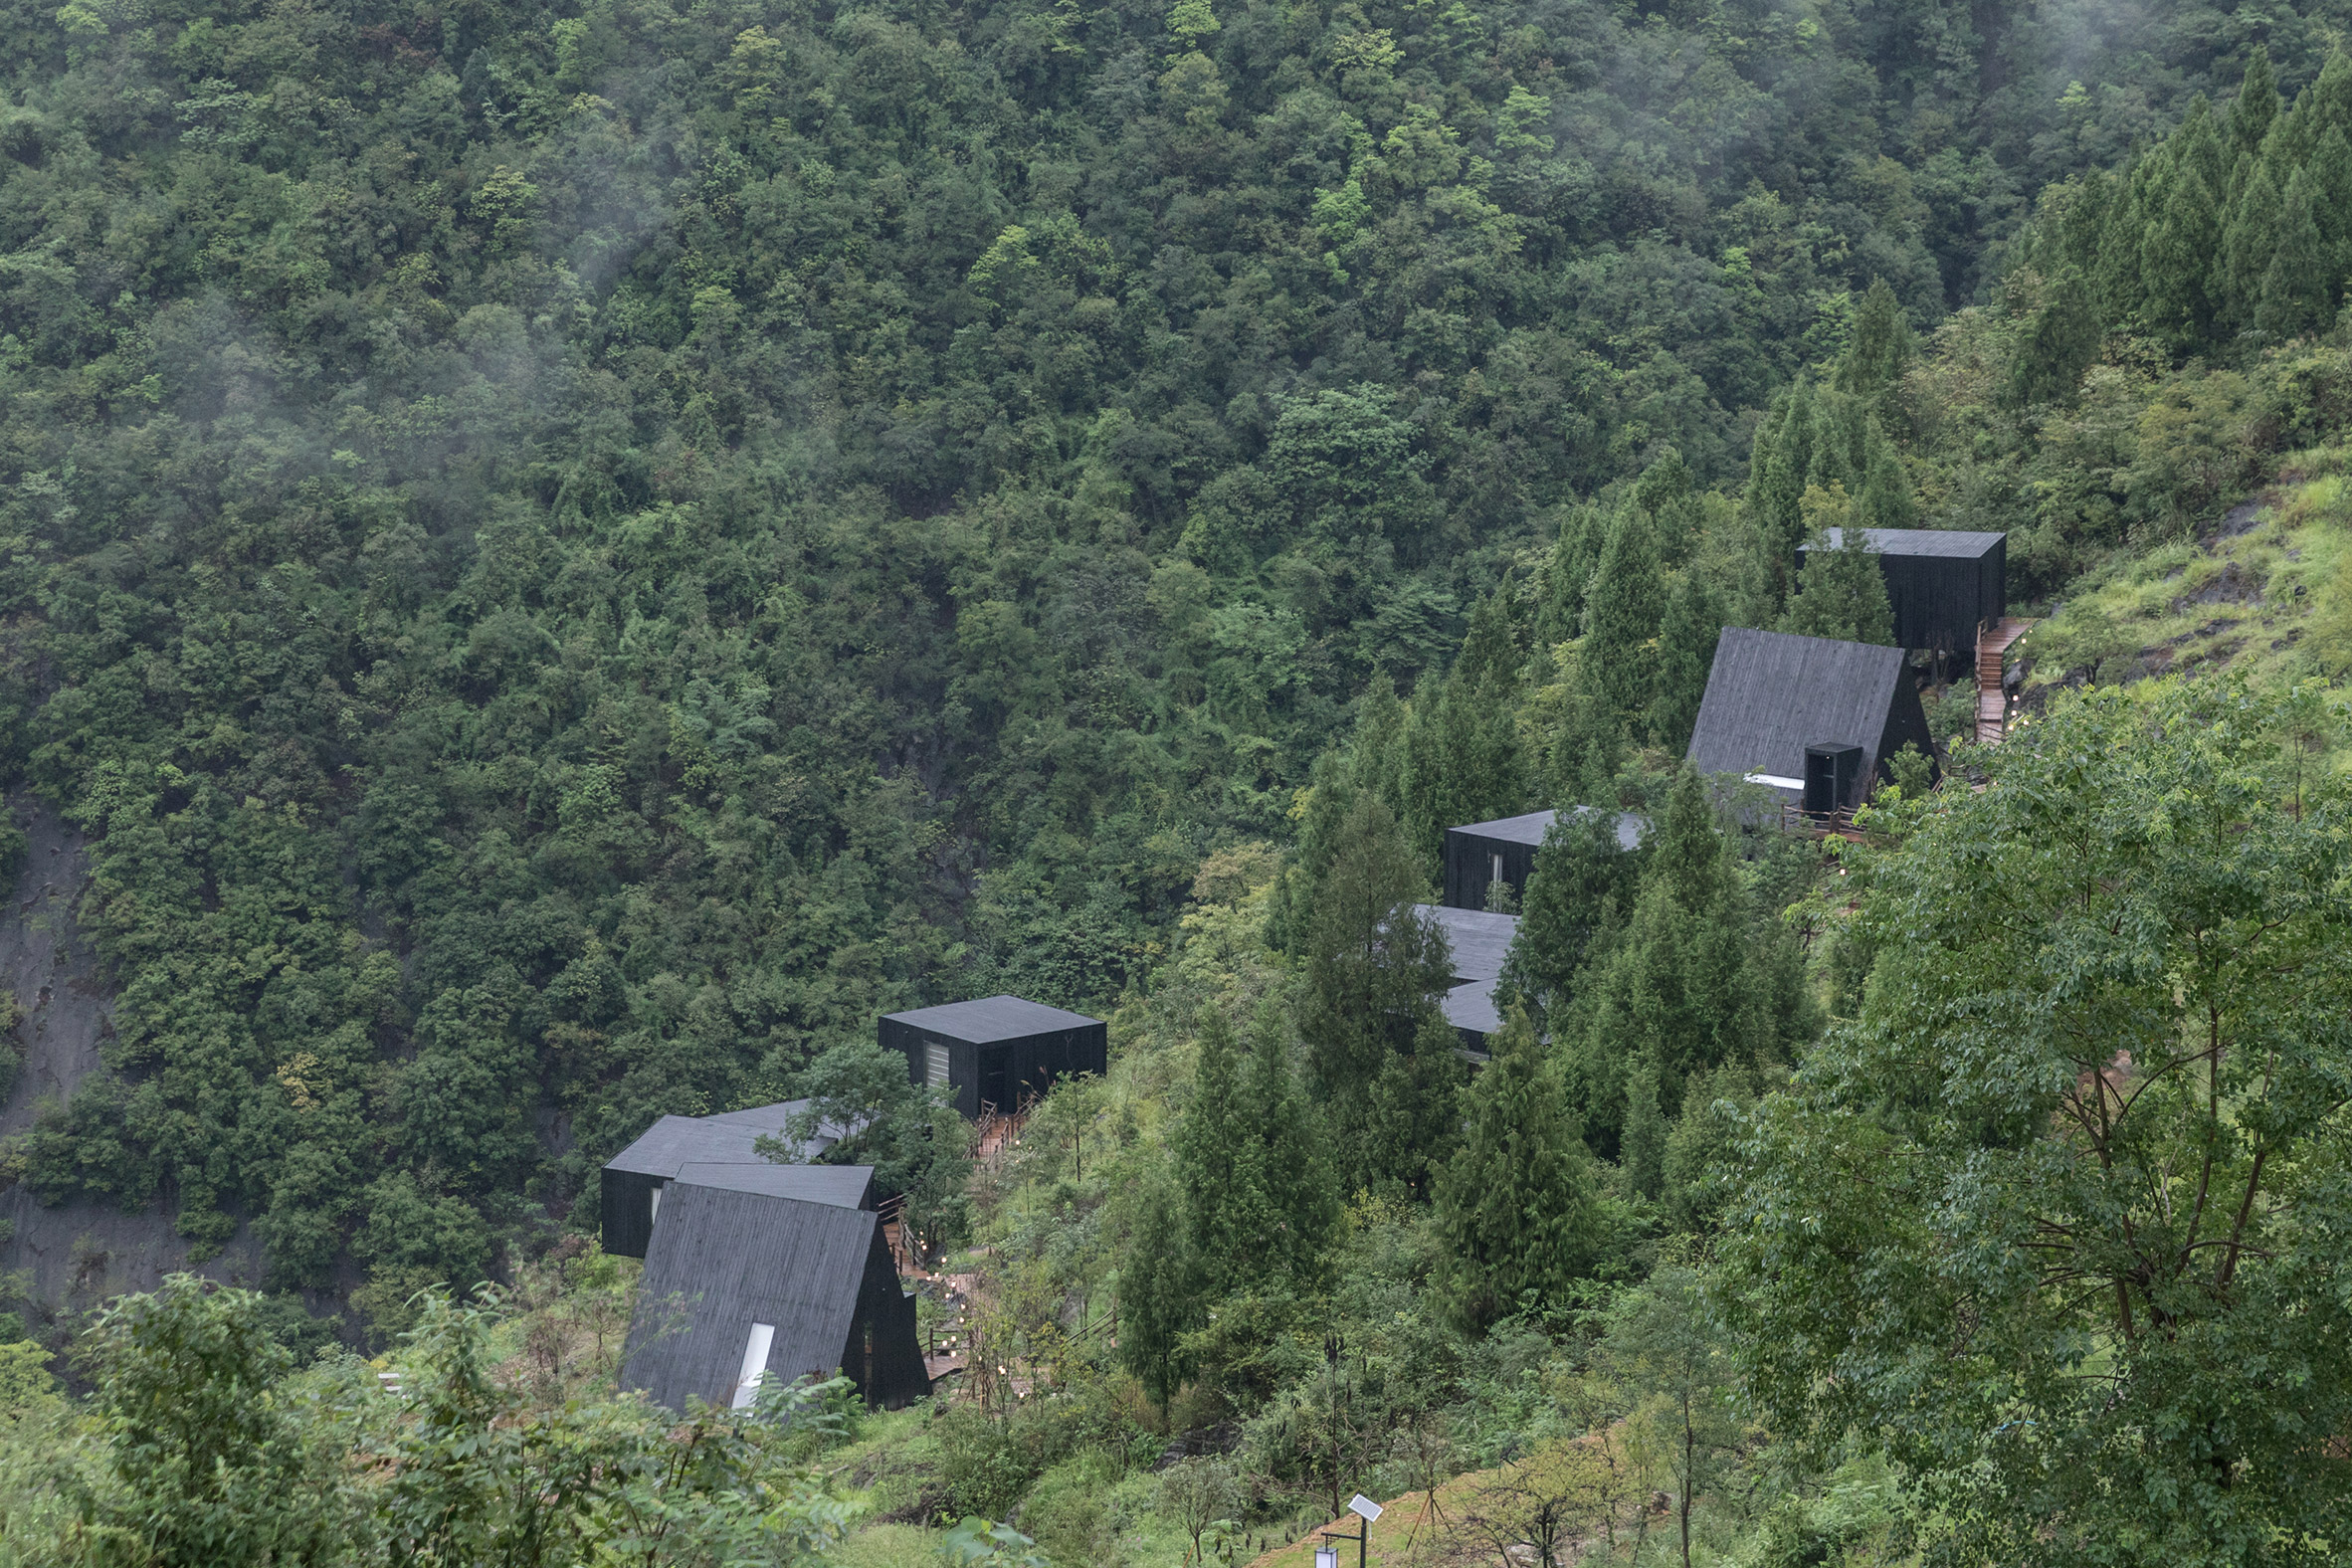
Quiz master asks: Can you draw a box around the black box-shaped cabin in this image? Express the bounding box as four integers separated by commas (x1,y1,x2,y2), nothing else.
1796,528,2005,652
1686,628,1935,813
600,1100,866,1261
619,1180,928,1413
880,995,1107,1118
1442,807,1646,913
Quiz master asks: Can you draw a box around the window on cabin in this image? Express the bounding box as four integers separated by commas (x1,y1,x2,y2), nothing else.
732,1322,776,1410
649,1184,662,1224
1490,852,1503,886
924,1040,949,1085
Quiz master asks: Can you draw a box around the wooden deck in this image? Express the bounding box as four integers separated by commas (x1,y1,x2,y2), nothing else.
1976,618,2033,744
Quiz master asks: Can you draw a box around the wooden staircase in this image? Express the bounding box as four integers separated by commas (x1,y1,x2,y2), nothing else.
1976,618,2033,744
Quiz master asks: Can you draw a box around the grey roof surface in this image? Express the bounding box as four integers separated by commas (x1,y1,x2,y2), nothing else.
1449,806,1646,852
1686,629,1906,786
1418,904,1520,984
622,1182,880,1411
607,1101,837,1178
1809,527,2004,559
1442,978,1503,1038
881,994,1102,1043
671,1162,875,1209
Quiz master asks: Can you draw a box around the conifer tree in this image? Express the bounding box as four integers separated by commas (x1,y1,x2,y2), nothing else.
1856,435,1917,529
1648,572,1720,752
2140,98,2226,347
1298,794,1456,1192
2232,45,2279,158
1782,493,1895,647
1399,593,1527,864
1173,1008,1257,1298
1576,500,1666,728
1239,1001,1336,1284
2006,276,2102,407
1742,384,1812,622
1559,491,1671,788
1434,1006,1607,1330
2255,170,2333,338
1805,394,1866,492
1535,505,1609,647
1649,765,1739,919
1497,806,1643,1025
2311,127,2352,259
1170,1003,1336,1301
1267,748,1355,957
1560,770,1761,1156
1349,674,1409,813
2220,161,2281,331
1834,279,1913,399
2093,152,2159,323
1117,1170,1196,1415
1622,1057,1667,1200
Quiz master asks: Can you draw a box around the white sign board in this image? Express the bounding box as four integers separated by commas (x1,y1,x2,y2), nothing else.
1348,1494,1383,1522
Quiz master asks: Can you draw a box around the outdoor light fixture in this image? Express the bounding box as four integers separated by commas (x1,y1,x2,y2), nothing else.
1313,1548,1338,1568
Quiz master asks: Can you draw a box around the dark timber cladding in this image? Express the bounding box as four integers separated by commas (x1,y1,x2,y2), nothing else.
1442,807,1646,912
599,1100,860,1261
879,995,1107,1118
1796,528,2006,651
1686,628,1935,810
619,1181,928,1413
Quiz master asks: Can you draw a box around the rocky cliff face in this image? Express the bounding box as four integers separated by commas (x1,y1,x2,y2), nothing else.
0,793,263,1308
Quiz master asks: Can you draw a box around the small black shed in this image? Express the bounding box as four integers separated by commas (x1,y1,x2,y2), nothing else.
1797,528,2006,651
1685,628,1936,811
600,1101,863,1261
1442,807,1646,912
879,995,1107,1118
619,1180,928,1413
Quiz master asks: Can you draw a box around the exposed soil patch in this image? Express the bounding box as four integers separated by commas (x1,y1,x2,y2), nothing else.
2173,560,2261,612
0,792,265,1308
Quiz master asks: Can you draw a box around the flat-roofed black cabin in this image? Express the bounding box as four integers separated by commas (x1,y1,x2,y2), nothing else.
1415,903,1522,1054
1685,628,1935,813
600,1100,868,1260
1443,807,1646,912
880,995,1107,1118
1797,528,2005,651
619,1180,928,1413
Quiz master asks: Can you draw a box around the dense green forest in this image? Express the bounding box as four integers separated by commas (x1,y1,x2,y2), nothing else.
5,0,2352,1555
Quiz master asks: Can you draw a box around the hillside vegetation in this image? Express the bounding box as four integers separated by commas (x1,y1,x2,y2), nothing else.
3,0,2352,1561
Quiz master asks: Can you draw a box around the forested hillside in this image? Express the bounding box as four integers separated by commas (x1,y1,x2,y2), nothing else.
2,0,2341,1310
5,0,2352,1555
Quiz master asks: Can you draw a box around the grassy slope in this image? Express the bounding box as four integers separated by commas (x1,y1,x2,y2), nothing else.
2021,444,2352,703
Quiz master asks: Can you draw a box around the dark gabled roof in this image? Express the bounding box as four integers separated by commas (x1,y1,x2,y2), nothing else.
1417,904,1519,984
1686,628,1907,788
621,1181,880,1411
1448,806,1646,853
1806,527,2004,559
880,994,1102,1043
671,1162,876,1210
606,1101,838,1179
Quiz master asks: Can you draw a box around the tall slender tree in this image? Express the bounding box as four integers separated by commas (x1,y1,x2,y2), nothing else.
1497,806,1644,1026
2257,169,2334,338
1435,1006,1608,1330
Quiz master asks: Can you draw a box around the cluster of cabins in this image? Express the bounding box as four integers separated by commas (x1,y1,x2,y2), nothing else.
603,528,2006,1409
1431,527,2007,1051
607,998,1107,1413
